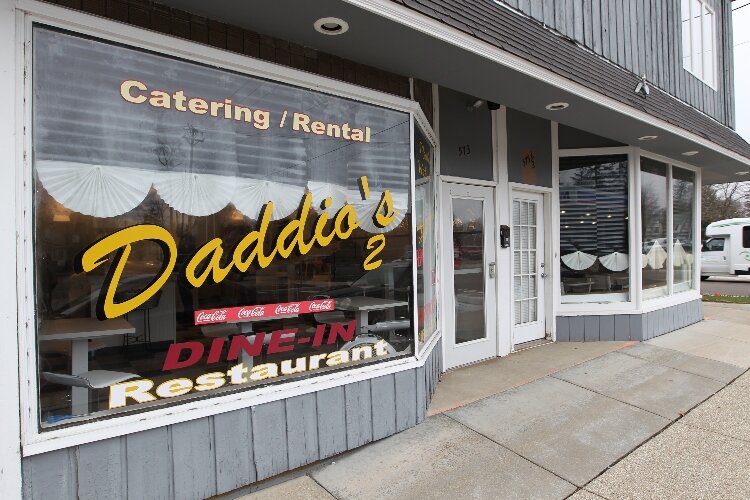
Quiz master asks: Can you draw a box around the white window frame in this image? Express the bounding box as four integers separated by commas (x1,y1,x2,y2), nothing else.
554,145,702,317
556,147,638,315
681,0,717,89
638,150,702,313
17,0,440,456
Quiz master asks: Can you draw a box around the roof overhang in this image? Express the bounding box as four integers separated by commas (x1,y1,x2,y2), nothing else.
157,0,750,183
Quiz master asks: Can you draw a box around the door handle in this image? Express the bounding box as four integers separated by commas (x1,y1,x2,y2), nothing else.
489,262,496,278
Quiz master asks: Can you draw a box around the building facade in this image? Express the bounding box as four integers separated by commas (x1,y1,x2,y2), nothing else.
2,0,749,497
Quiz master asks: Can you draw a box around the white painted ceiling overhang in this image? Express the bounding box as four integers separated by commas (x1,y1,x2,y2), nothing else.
158,0,750,183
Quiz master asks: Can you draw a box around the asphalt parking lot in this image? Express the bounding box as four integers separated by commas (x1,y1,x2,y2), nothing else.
701,276,750,296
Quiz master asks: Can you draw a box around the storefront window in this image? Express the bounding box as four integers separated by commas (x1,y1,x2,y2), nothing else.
33,26,415,427
415,126,438,348
559,155,630,303
672,167,696,292
641,158,669,298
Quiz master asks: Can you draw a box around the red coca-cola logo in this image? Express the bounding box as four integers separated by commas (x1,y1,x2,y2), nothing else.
195,310,227,324
309,300,333,311
237,306,266,319
275,303,301,315
194,299,336,325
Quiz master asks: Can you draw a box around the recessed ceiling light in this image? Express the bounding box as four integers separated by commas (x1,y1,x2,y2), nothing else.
737,171,749,176
545,102,569,111
682,151,699,156
314,17,349,35
638,135,658,141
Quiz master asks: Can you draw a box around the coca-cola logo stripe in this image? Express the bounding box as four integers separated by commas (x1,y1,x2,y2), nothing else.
194,299,335,325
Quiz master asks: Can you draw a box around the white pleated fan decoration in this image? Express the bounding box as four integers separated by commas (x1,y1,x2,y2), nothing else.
307,182,352,214
36,161,154,218
353,191,409,233
599,252,629,272
561,250,597,270
644,240,668,269
233,179,305,221
153,171,236,217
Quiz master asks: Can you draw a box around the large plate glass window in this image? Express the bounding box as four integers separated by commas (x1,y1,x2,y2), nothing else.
672,167,696,293
641,158,669,299
414,125,438,350
559,155,630,303
32,26,415,427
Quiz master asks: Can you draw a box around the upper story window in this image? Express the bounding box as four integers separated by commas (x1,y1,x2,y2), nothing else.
681,0,716,87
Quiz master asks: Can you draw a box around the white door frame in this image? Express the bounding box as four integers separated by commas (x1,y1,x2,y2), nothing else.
508,183,553,348
440,181,498,369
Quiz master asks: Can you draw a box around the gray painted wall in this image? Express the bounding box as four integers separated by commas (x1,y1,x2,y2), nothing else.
507,108,552,187
438,87,494,181
558,124,625,149
499,0,735,128
22,341,442,500
556,298,704,341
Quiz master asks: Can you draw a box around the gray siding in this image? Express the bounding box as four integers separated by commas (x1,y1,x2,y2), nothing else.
557,298,703,342
22,341,442,500
499,0,735,127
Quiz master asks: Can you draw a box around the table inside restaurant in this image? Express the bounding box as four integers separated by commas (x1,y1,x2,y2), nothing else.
39,317,135,414
334,296,409,334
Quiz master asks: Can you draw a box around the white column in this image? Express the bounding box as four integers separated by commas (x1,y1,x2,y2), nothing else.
0,0,23,496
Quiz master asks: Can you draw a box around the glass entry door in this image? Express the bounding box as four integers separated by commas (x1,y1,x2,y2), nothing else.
511,191,547,344
442,183,497,369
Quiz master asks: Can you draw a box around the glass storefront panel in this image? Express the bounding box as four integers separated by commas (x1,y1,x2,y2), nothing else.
673,167,696,292
452,198,486,343
559,155,630,303
415,126,438,349
33,26,415,427
641,158,669,298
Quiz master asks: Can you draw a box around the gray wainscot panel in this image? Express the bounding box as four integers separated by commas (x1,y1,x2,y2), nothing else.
556,299,702,342
22,340,443,500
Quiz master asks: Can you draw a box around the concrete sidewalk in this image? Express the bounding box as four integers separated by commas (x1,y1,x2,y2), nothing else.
228,302,750,499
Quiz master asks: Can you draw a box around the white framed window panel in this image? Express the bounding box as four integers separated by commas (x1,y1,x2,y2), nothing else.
638,149,702,313
681,0,717,89
413,106,442,360
556,147,639,316
16,0,439,456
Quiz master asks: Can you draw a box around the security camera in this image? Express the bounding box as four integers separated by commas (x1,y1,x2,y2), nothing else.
466,99,484,111
487,101,500,111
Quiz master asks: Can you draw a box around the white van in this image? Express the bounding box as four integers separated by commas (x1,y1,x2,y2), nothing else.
701,218,750,279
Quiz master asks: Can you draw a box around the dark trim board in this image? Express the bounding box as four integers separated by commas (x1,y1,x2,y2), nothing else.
555,299,704,342
22,341,443,500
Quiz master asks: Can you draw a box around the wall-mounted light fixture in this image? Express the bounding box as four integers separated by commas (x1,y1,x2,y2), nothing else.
634,75,650,97
545,102,569,111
